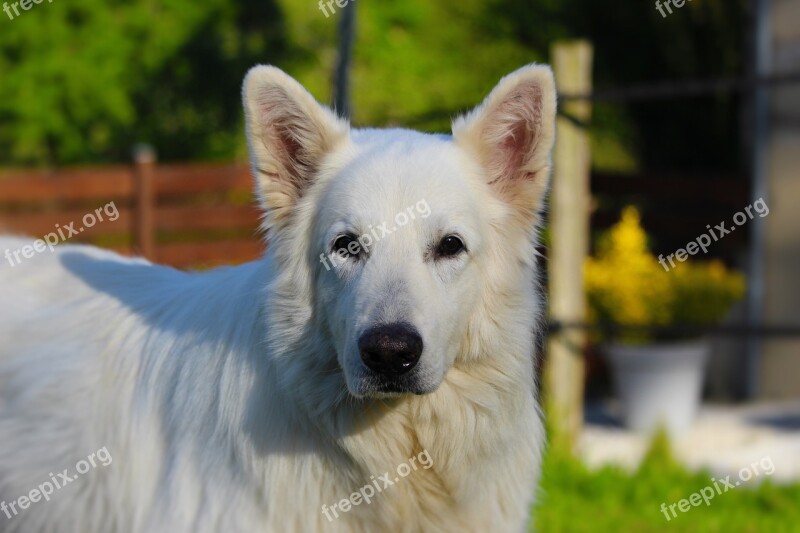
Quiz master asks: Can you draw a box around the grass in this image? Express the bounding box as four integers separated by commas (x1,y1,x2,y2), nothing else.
532,432,800,532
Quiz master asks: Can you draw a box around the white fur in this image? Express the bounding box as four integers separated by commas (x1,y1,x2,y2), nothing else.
0,64,556,532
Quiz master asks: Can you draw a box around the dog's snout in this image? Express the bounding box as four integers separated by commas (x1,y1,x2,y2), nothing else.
358,323,423,376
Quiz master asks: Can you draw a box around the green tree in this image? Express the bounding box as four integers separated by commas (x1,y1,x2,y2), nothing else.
0,0,291,164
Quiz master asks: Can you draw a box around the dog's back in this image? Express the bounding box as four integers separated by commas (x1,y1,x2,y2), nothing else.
1,239,138,531
0,238,273,532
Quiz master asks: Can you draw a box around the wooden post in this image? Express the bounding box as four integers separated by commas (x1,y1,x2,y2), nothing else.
133,144,156,261
544,41,593,450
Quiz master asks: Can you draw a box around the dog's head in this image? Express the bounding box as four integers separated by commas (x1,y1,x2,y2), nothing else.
243,65,555,399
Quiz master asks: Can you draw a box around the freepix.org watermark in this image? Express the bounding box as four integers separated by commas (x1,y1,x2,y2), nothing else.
1,447,112,521
321,449,434,522
3,201,119,268
658,198,769,272
319,199,431,272
318,0,354,18
660,455,775,521
655,0,693,19
3,0,54,21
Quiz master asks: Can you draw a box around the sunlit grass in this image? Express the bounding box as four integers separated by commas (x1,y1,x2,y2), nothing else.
532,431,800,532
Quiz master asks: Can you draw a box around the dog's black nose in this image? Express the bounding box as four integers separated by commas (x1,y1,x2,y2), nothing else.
358,323,423,376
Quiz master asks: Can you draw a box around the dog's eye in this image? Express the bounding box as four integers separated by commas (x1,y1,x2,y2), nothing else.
332,234,361,258
435,235,465,258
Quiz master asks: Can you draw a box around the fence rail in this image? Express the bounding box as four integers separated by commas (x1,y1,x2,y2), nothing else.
0,160,262,269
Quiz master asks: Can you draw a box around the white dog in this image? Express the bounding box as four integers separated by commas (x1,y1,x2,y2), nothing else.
0,64,556,532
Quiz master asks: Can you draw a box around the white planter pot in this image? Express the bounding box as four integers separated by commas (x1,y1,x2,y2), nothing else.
605,340,710,436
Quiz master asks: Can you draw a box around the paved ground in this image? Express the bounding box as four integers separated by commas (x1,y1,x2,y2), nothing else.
579,400,800,483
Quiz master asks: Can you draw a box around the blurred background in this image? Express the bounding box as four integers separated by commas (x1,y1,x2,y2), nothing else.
1,0,799,530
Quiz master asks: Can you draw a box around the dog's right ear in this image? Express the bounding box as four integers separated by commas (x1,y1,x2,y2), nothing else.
243,66,349,225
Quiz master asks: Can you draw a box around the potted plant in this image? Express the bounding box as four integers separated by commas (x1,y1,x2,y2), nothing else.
584,207,745,435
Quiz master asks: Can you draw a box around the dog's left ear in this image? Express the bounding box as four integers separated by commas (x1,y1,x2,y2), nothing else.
452,65,556,222
243,65,349,227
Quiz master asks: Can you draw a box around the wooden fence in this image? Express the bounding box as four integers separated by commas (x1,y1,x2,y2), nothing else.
0,160,748,270
0,158,263,269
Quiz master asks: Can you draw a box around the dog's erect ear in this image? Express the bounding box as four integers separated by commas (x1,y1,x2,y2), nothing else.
243,66,349,223
452,65,556,222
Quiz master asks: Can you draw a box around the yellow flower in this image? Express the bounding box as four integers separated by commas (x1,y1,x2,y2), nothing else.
584,206,746,343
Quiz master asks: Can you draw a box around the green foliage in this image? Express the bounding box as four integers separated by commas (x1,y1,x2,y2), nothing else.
669,261,746,325
0,0,292,164
0,0,748,170
533,434,800,532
